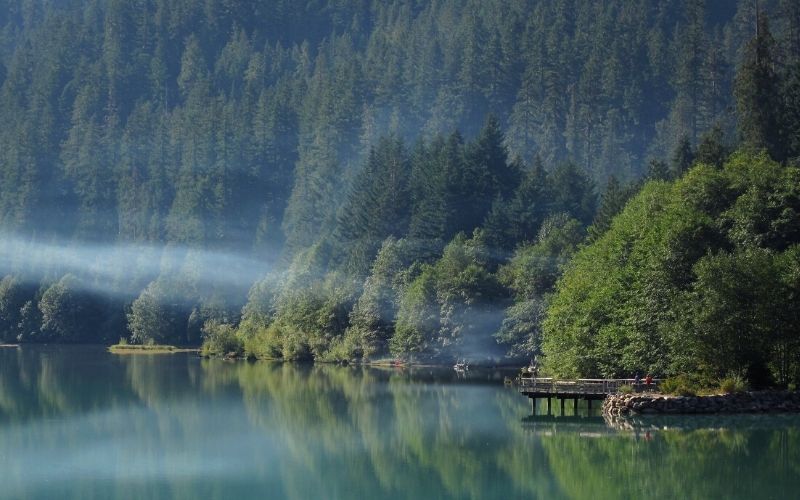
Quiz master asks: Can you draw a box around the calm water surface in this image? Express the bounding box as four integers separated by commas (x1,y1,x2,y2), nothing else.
1,345,799,499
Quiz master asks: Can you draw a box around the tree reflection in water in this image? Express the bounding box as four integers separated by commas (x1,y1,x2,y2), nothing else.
0,346,799,499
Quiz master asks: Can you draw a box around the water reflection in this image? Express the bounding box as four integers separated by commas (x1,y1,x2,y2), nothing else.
1,346,799,499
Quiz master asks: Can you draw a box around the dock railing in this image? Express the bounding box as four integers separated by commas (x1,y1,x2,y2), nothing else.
518,377,661,395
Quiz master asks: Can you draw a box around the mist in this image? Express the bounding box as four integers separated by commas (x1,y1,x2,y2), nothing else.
0,233,272,300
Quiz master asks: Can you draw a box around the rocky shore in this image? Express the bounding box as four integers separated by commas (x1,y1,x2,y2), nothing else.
603,391,800,416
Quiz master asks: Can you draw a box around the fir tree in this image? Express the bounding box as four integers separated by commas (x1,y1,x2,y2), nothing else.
734,13,784,160
671,135,695,177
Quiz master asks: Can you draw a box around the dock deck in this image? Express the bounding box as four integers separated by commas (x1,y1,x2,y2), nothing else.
518,377,659,412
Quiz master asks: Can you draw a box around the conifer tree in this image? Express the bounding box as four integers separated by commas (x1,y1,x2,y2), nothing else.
734,13,784,160
695,125,729,167
588,176,630,240
671,135,695,177
647,159,671,181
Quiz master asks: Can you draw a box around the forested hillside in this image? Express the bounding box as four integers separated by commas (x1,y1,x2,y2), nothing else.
0,1,799,381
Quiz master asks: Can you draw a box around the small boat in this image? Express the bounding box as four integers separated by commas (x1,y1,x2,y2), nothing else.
453,360,469,372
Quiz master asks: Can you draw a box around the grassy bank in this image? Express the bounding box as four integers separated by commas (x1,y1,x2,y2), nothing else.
108,344,199,355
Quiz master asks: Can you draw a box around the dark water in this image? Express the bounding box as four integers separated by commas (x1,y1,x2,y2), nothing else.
1,346,799,499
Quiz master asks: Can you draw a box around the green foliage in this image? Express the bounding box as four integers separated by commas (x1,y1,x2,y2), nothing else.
200,320,243,357
549,163,597,227
543,151,800,385
735,15,785,161
646,160,671,182
719,373,749,394
241,324,283,360
0,275,30,342
659,375,700,397
2,0,800,374
38,275,100,342
671,135,695,178
391,265,438,358
392,231,505,360
127,280,188,346
495,215,584,357
333,136,412,275
695,126,729,168
588,176,637,241
341,237,418,360
483,157,551,250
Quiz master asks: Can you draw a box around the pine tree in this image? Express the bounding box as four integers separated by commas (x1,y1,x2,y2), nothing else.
781,62,800,161
588,175,630,240
734,13,785,161
334,135,412,275
671,134,695,177
511,158,552,242
647,159,671,181
550,162,596,226
695,125,729,167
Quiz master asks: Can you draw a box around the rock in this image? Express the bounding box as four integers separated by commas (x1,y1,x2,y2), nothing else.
602,390,800,416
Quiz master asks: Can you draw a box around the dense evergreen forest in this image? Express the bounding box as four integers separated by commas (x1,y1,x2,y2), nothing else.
0,0,799,386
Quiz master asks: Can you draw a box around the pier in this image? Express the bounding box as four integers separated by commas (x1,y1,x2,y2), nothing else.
518,377,658,414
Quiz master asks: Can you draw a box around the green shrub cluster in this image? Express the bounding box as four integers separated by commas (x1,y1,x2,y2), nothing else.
659,375,704,397
718,373,749,394
200,321,243,358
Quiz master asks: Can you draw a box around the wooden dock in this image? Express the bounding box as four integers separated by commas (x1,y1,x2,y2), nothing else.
518,377,659,413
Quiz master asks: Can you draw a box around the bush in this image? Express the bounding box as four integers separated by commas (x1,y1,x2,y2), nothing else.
659,375,702,396
117,337,129,346
321,334,360,363
242,324,283,360
719,373,748,394
201,321,243,357
618,384,634,394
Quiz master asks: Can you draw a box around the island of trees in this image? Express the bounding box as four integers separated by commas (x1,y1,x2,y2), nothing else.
0,0,798,388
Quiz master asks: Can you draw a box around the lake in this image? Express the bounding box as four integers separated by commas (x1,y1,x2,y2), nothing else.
1,346,799,499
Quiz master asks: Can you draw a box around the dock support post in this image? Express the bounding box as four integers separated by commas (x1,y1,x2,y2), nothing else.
547,397,551,415
587,399,592,411
573,398,578,414
560,398,565,415
531,397,536,414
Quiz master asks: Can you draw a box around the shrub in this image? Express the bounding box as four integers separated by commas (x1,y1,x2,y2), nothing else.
719,373,748,394
322,334,360,363
659,374,702,396
242,324,283,360
201,321,243,357
618,384,634,394
117,337,129,346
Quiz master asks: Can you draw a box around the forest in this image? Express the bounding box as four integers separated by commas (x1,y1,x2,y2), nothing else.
0,0,799,386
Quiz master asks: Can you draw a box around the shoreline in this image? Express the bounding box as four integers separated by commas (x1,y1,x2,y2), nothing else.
108,344,200,355
604,391,800,416
203,354,522,370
